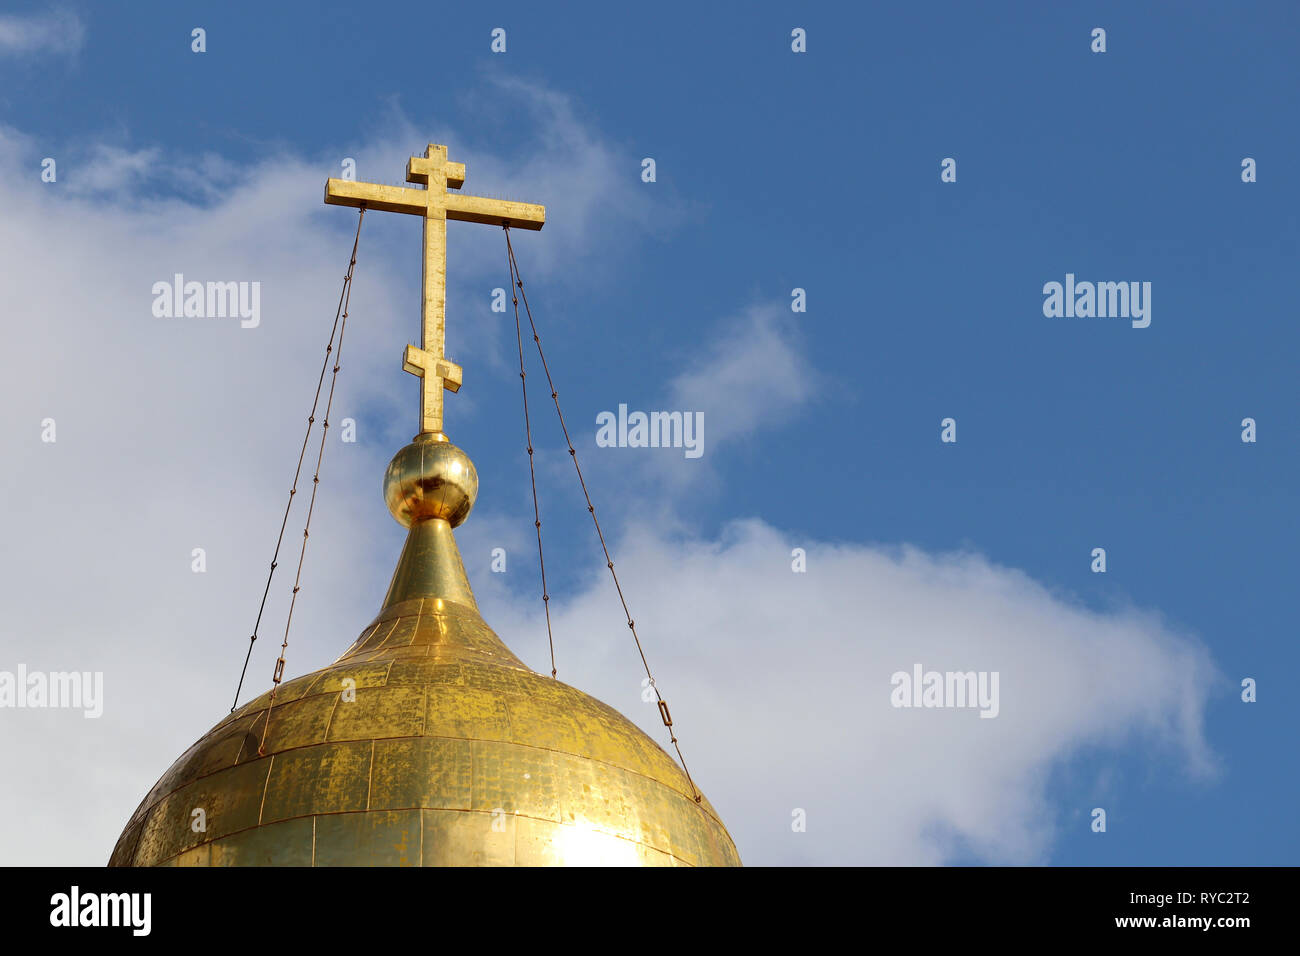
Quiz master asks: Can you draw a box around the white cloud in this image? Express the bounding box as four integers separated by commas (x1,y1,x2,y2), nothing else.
62,144,161,196
536,301,823,501
667,304,817,448
0,9,84,57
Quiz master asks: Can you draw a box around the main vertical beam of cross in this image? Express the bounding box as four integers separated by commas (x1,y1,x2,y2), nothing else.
420,145,449,437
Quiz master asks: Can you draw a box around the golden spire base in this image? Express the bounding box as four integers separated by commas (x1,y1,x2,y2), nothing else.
379,434,479,612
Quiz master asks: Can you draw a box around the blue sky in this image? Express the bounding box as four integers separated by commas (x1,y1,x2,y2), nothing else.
0,1,1296,865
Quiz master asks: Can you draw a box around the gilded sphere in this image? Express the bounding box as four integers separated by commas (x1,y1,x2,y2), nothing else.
384,435,478,528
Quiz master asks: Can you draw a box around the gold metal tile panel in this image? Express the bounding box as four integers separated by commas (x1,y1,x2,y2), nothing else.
259,740,373,824
313,810,422,867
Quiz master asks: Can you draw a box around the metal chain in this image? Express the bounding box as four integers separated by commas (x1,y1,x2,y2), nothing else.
503,226,701,803
256,207,364,755
507,232,557,679
231,208,366,713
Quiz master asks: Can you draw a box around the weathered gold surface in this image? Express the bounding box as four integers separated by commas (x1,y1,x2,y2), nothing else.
325,144,545,435
110,435,740,866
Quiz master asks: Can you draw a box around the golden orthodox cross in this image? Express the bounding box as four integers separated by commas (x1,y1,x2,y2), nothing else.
324,144,545,436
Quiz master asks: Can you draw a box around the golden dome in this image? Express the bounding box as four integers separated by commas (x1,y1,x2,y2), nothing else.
109,434,740,866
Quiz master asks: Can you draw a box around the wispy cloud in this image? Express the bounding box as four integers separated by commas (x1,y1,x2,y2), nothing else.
559,301,821,497
63,143,160,195
0,9,84,57
668,302,818,447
